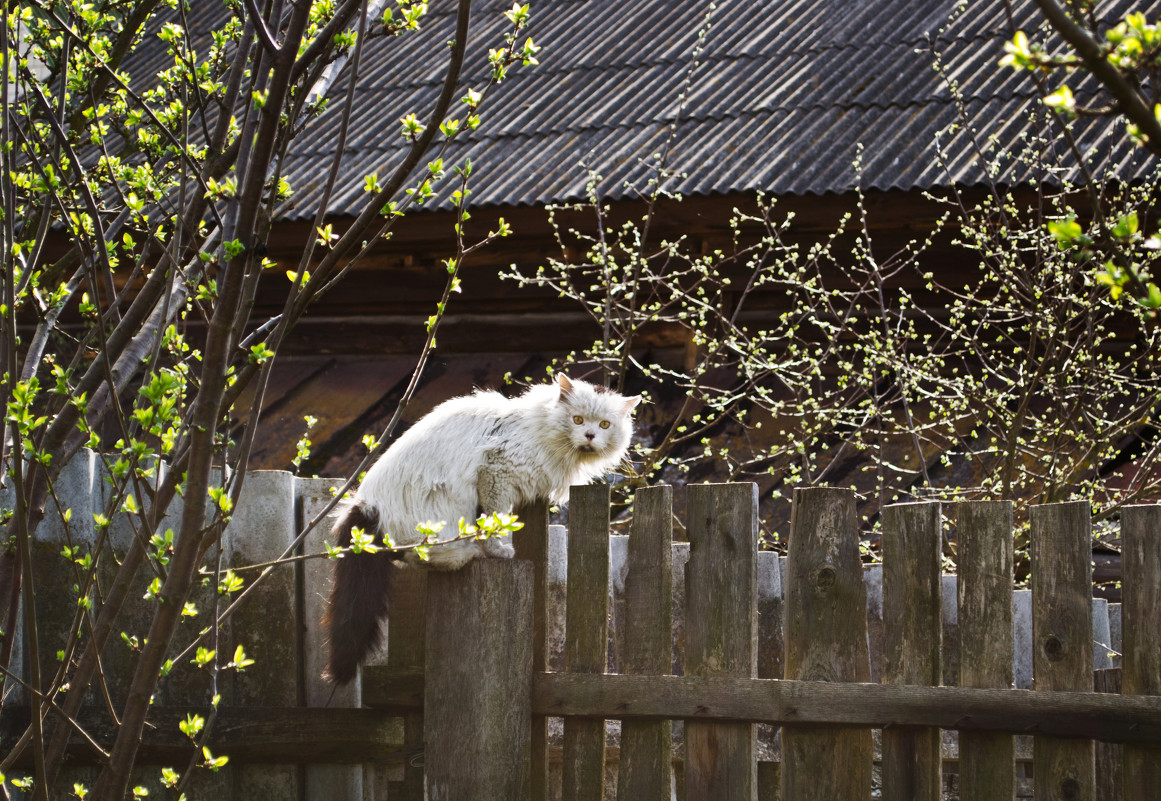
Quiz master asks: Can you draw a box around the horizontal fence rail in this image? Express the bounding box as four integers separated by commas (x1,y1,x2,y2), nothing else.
2,707,405,767
530,674,1161,743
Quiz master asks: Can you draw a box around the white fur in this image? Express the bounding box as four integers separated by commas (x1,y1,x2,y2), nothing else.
356,374,639,570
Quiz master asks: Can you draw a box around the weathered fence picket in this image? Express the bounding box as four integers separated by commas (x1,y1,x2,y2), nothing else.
298,476,362,801
616,485,673,801
881,502,942,801
683,483,758,801
1031,502,1095,801
225,470,300,801
424,558,532,800
513,499,552,801
1121,504,1161,801
781,486,873,800
562,484,611,801
382,568,425,799
956,500,1016,801
12,472,1161,801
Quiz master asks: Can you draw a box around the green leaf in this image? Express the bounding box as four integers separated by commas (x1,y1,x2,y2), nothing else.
1042,85,1076,118
249,342,275,364
521,36,541,66
348,527,380,554
143,577,163,601
1112,212,1139,239
208,486,234,514
504,3,531,26
315,224,337,247
202,747,229,772
1046,217,1083,247
223,239,246,260
218,569,244,595
229,644,255,672
1000,30,1034,69
179,713,205,738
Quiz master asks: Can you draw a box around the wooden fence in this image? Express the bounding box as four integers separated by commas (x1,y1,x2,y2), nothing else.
4,465,1161,801
364,483,1161,801
2,460,395,800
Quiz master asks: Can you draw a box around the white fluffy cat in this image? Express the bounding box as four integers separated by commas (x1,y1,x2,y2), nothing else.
323,373,639,683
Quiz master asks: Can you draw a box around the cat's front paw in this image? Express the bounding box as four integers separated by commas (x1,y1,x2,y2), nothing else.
482,536,515,559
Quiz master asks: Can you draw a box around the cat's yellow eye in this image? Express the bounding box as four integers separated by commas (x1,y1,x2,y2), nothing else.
573,415,584,425
599,420,611,429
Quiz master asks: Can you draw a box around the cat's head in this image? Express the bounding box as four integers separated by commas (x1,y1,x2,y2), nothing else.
553,373,640,462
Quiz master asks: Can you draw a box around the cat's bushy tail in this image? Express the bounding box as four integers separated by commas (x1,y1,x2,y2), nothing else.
322,501,401,685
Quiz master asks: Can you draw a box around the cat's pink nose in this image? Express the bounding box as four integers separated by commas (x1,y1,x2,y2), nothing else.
585,432,595,441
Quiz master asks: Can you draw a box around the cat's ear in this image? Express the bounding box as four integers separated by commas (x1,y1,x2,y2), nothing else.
556,373,574,398
621,395,642,415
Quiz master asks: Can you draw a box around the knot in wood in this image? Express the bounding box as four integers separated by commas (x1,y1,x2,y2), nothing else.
815,566,837,593
1043,635,1064,662
1060,778,1080,800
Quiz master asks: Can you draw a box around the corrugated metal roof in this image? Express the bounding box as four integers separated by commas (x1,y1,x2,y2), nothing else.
269,0,1160,220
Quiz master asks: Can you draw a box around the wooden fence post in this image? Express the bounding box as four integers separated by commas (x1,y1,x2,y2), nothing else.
956,500,1015,801
30,451,100,705
684,482,758,801
563,484,611,801
782,486,872,801
424,558,532,801
513,499,550,801
381,558,426,799
1120,504,1161,801
27,451,103,793
617,485,673,801
222,470,301,800
297,477,362,801
1030,502,1094,801
881,502,943,801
